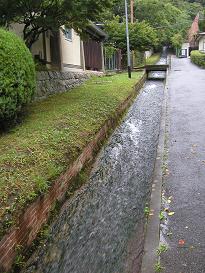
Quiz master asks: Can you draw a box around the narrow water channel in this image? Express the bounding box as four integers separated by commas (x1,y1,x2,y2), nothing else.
23,57,167,273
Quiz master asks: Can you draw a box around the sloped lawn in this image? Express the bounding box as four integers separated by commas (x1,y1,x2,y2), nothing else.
0,71,143,235
146,53,160,65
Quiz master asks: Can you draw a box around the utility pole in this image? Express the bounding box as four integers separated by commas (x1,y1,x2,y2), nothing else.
125,0,131,78
131,0,134,24
130,0,135,69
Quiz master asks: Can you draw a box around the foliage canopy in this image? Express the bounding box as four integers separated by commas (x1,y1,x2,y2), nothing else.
105,17,158,52
104,0,204,51
0,0,114,48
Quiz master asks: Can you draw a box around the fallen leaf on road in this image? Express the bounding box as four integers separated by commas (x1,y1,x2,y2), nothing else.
179,239,185,245
168,212,175,216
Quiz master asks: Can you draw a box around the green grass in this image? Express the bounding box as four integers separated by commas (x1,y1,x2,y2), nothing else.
134,53,161,68
0,72,143,234
145,53,161,65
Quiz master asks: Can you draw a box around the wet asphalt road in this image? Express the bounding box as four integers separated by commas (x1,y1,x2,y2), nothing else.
22,65,165,273
161,57,205,273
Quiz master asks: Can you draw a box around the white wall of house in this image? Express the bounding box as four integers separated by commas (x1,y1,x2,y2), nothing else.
181,42,190,57
145,49,153,59
10,23,24,38
199,37,205,51
60,28,83,71
31,34,45,60
10,23,48,62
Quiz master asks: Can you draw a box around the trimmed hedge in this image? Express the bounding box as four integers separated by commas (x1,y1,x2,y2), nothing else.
0,29,36,123
190,50,205,68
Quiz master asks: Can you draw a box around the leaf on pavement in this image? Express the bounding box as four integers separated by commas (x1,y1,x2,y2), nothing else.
168,211,175,216
178,239,185,245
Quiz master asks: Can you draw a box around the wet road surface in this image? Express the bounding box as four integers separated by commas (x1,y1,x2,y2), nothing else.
161,57,205,272
23,62,166,273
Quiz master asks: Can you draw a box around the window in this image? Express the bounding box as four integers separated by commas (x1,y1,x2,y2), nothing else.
64,28,72,41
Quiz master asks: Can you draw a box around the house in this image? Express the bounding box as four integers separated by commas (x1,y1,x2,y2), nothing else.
195,32,205,52
10,23,107,72
179,42,190,58
177,14,199,58
188,14,200,51
83,23,107,71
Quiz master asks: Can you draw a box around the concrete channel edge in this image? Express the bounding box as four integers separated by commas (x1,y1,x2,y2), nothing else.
141,66,169,273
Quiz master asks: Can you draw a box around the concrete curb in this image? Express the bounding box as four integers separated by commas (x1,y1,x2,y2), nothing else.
141,64,169,273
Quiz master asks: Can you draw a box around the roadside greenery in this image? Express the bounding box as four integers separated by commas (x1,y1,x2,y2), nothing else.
191,50,205,67
135,0,193,46
105,17,158,53
132,52,160,68
145,53,161,65
104,0,204,52
0,28,36,126
1,0,204,50
0,71,143,237
171,33,184,49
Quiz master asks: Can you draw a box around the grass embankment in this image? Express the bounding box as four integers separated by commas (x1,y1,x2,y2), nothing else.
0,72,143,236
134,53,160,68
145,53,161,65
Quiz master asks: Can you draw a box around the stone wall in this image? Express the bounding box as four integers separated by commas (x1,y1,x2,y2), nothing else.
35,71,103,99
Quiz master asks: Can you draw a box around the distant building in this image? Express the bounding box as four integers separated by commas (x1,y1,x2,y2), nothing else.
188,14,199,49
178,14,200,58
196,32,205,52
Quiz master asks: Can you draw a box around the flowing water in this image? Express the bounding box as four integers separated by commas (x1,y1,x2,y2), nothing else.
23,57,167,273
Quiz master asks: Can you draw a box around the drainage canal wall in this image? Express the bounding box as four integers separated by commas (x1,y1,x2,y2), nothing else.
0,74,147,273
22,72,166,273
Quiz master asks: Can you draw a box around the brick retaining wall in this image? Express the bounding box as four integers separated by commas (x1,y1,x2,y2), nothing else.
0,73,146,273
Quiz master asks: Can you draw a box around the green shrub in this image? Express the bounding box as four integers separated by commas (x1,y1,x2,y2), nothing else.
191,50,205,68
0,28,36,123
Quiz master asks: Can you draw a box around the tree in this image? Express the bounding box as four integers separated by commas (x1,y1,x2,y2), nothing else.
0,0,114,48
171,33,184,49
105,17,158,52
134,0,192,46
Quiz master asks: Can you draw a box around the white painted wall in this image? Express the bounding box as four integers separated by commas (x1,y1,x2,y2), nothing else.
181,42,190,56
30,34,44,60
145,49,153,59
60,28,83,71
10,23,24,38
199,37,205,51
10,23,46,60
